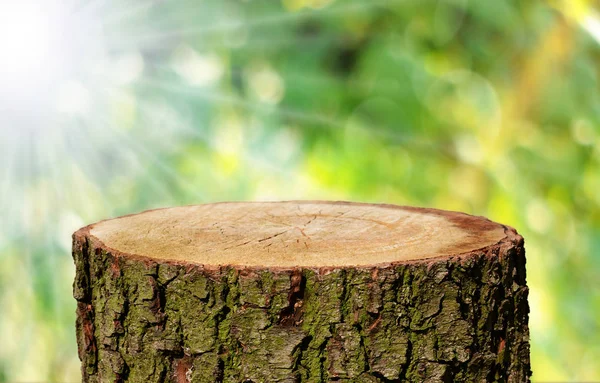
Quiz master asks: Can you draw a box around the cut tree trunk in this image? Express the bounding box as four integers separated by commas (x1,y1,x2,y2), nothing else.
72,201,530,383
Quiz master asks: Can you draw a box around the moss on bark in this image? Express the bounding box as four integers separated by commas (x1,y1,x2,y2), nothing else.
73,232,530,382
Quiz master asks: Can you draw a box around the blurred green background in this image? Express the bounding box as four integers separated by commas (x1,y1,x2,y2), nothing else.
0,0,599,381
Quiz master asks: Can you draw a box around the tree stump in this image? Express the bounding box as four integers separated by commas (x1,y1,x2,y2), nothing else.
72,201,530,382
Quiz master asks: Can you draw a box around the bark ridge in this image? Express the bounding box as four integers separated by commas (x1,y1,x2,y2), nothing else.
73,230,530,382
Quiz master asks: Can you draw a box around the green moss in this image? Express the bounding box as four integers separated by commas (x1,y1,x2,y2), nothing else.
73,236,530,382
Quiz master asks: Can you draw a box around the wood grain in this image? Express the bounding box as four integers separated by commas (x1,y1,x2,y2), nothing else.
84,201,509,268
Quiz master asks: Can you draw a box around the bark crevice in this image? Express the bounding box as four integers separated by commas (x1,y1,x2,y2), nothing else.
73,228,530,382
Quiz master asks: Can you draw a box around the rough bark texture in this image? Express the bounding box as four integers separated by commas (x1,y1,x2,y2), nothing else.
73,203,530,382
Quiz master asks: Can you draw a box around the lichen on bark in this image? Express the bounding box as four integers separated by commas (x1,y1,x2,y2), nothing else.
73,231,530,382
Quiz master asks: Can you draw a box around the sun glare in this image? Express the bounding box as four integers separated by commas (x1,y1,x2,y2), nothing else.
0,2,67,86
0,0,110,132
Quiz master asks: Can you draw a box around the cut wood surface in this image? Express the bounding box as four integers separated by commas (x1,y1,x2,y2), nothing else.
88,202,507,267
73,201,531,382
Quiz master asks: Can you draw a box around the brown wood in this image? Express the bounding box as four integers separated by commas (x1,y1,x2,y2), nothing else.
85,201,509,268
73,201,531,382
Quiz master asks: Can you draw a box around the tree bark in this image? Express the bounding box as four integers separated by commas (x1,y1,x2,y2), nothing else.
72,201,530,382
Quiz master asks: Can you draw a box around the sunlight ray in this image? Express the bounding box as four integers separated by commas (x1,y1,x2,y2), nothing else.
66,128,120,217
67,158,116,222
92,0,162,27
141,75,343,126
132,95,296,177
139,74,453,155
90,77,301,201
37,131,68,210
105,0,399,51
40,194,62,322
76,116,179,207
87,106,205,204
0,134,19,217
69,0,111,21
79,76,221,200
